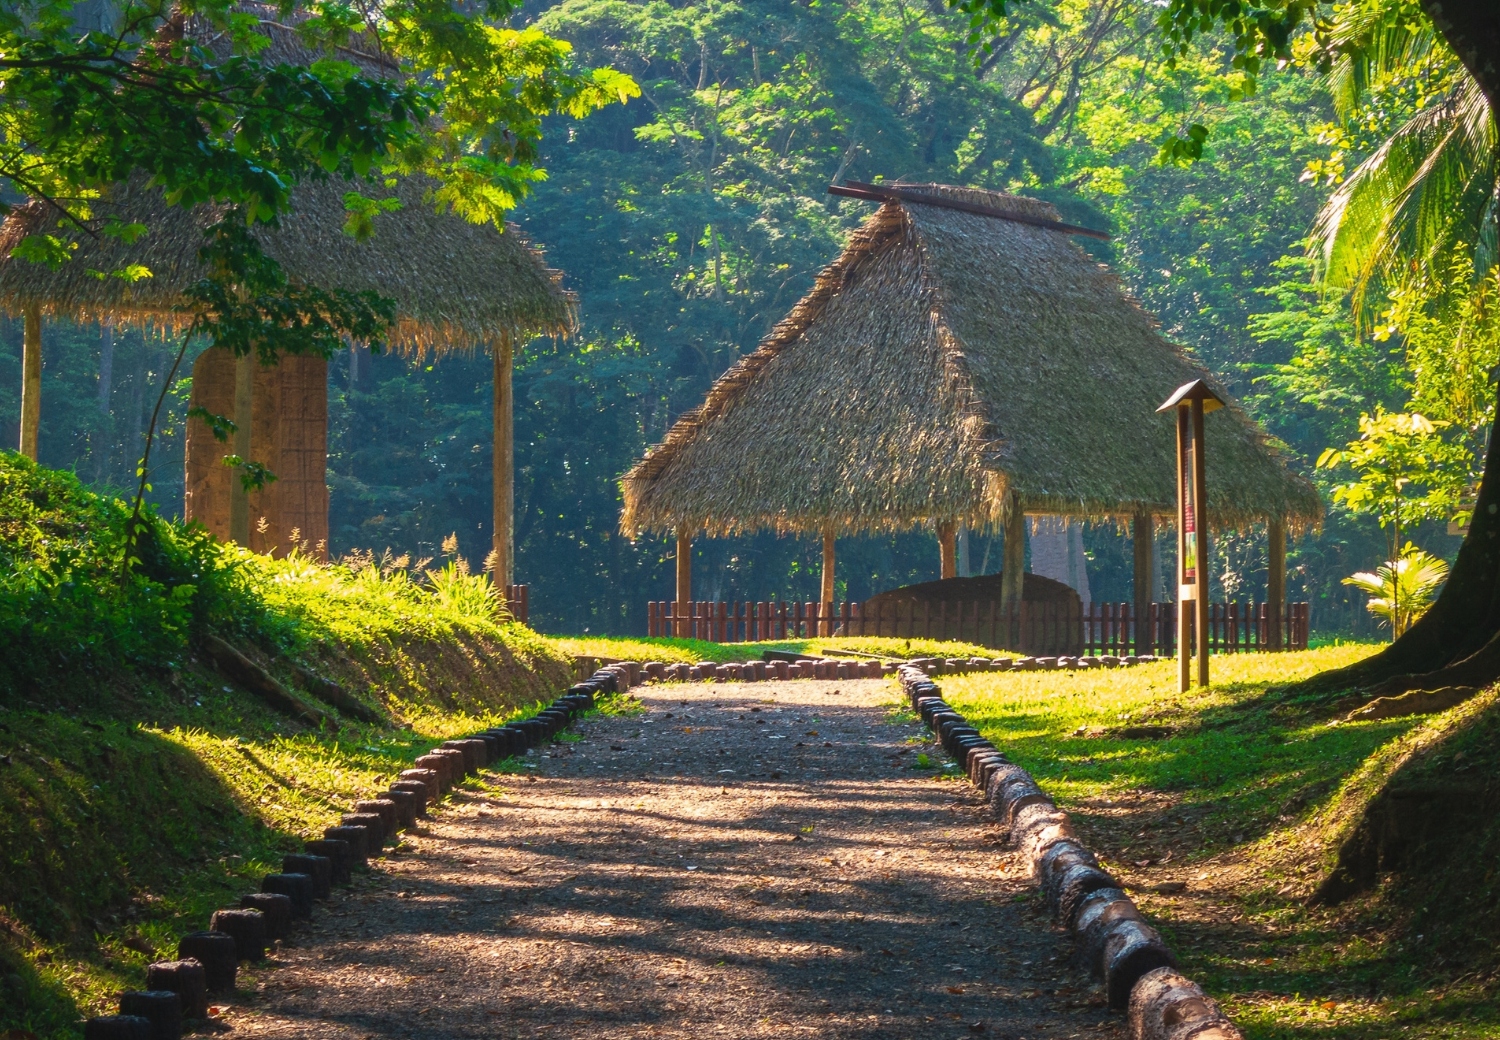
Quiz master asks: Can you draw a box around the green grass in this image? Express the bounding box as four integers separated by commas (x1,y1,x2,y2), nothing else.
939,644,1500,1039
0,454,578,1037
546,633,1006,664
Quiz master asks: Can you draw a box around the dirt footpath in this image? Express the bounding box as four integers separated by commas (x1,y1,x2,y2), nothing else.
231,679,1122,1039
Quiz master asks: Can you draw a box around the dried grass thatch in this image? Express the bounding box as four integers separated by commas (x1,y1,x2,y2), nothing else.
0,5,573,350
0,173,575,353
622,182,1322,538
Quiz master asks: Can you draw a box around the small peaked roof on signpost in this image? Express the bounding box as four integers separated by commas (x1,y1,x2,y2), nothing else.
0,174,576,353
621,181,1321,538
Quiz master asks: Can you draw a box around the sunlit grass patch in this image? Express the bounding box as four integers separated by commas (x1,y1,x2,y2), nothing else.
934,642,1500,1038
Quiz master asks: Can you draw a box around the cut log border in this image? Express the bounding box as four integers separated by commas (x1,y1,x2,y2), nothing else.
86,673,612,1035
893,663,1245,1040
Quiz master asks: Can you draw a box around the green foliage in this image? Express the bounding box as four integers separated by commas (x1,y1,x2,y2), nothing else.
1343,541,1449,637
0,453,257,694
1316,409,1473,556
1309,0,1496,323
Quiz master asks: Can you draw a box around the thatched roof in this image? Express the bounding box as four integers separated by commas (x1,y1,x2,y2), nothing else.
0,175,575,353
621,182,1322,537
0,10,575,352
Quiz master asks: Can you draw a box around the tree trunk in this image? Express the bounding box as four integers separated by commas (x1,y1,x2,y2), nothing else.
1418,2,1500,110
938,521,957,580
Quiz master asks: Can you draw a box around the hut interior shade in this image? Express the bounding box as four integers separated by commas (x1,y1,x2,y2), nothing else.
622,182,1320,540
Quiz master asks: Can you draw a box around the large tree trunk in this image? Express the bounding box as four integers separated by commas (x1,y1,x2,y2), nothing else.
1306,4,1500,696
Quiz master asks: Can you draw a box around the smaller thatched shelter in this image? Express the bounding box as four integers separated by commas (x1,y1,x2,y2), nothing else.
0,9,574,569
622,181,1320,629
0,173,574,558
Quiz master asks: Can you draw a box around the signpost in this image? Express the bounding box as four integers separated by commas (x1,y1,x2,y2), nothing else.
1158,379,1225,692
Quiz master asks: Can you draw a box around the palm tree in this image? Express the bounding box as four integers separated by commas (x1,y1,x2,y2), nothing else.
1312,0,1497,323
1343,543,1451,639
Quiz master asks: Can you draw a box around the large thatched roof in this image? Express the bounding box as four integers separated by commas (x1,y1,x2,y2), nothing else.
621,182,1322,537
0,10,574,352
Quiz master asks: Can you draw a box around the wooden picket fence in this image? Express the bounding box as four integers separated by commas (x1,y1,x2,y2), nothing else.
646,599,1308,656
504,584,529,625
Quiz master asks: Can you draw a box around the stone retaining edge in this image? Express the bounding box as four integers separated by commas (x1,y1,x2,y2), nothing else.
892,663,1245,1040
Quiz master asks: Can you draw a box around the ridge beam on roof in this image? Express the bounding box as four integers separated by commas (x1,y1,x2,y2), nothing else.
827,181,1111,241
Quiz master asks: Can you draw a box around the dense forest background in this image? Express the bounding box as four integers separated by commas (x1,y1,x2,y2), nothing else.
0,0,1471,637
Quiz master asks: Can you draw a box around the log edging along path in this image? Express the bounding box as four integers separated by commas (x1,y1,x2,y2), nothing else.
893,663,1246,1040
82,675,617,1039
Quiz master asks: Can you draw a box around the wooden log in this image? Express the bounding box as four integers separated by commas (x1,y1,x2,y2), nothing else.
202,635,333,728
289,662,383,723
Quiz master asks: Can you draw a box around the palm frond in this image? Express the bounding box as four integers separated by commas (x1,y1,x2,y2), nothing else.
1314,76,1498,323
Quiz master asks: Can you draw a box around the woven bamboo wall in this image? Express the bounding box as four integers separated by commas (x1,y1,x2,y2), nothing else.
184,348,329,558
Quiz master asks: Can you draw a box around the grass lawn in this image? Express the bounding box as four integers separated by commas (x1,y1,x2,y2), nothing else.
934,644,1500,1039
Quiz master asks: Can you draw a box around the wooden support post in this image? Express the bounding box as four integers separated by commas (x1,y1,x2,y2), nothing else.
1267,517,1286,651
1193,401,1210,688
1001,503,1025,613
675,524,692,637
821,526,836,636
938,520,957,580
1133,511,1153,655
1161,380,1222,690
18,305,41,460
491,334,515,585
228,351,254,546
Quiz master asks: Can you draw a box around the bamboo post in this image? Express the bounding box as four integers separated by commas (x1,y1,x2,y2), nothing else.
675,525,692,637
228,351,255,546
1267,517,1286,651
18,305,41,460
938,521,957,580
1001,502,1025,613
491,333,515,585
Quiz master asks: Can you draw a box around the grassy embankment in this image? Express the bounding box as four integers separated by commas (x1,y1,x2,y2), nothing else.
0,455,572,1037
931,645,1500,1040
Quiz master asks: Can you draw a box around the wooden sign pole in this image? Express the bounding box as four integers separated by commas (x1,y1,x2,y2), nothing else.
1159,379,1225,691
1191,398,1210,688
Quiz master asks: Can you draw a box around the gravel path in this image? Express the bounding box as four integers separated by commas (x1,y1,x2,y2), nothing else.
229,679,1122,1039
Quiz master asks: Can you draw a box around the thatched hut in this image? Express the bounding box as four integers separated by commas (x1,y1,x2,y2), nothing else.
0,172,573,562
2,10,573,570
622,181,1321,633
